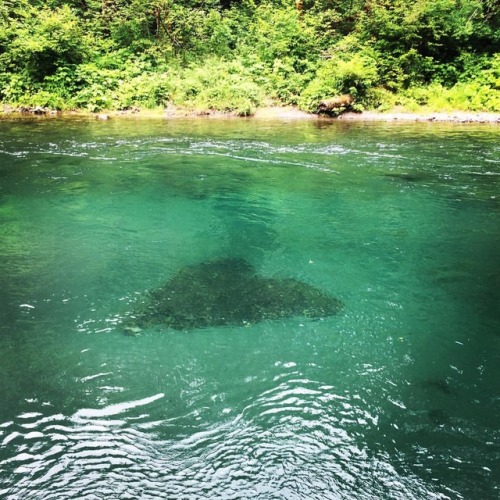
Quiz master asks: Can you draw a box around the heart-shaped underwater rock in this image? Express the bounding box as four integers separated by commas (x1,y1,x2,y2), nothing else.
124,258,342,333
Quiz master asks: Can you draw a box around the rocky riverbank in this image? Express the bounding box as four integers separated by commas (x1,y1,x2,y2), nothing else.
336,110,500,123
1,104,499,123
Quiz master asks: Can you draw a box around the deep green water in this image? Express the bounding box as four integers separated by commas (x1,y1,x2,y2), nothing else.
0,117,499,499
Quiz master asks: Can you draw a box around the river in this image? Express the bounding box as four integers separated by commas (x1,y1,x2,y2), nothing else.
0,117,499,499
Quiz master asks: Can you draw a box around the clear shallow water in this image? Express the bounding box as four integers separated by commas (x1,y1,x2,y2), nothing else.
0,117,499,499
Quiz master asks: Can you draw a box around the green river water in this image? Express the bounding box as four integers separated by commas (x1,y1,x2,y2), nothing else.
0,117,498,499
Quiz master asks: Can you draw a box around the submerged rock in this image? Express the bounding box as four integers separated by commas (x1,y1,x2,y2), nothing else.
383,172,430,183
125,258,342,331
421,378,454,395
428,408,451,426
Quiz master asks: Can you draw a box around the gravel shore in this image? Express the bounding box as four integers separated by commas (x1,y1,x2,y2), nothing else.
252,106,500,123
336,110,500,123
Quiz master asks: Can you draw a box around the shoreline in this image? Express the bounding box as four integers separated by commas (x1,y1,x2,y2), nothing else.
253,107,500,123
335,110,500,124
1,105,499,124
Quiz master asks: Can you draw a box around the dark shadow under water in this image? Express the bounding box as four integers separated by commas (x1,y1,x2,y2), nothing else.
124,257,343,332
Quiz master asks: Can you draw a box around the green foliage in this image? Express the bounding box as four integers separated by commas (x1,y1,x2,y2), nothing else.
2,5,90,82
400,82,500,113
0,73,30,104
262,57,316,104
169,59,264,115
358,0,500,88
69,56,173,111
71,63,123,111
114,72,172,110
476,53,500,89
400,55,500,112
107,0,236,60
242,5,320,68
299,46,379,111
21,89,67,109
0,0,498,114
230,5,325,104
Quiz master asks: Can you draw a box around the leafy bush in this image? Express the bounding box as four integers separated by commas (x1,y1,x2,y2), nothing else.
245,5,320,66
21,89,67,110
256,57,316,104
400,81,500,113
71,63,123,111
169,59,264,115
111,72,173,110
357,0,500,88
2,5,90,82
362,87,399,112
0,73,28,104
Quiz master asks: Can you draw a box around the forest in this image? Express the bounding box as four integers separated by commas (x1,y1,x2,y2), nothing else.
0,0,499,115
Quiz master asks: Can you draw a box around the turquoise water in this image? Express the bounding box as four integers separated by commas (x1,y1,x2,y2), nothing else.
0,117,499,499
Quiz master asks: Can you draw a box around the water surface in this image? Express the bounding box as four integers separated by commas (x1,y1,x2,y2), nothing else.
0,117,499,499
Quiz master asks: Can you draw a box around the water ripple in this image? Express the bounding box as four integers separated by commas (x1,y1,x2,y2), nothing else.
0,379,454,499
